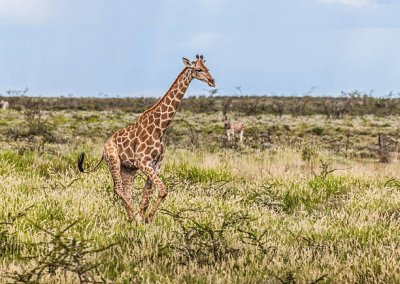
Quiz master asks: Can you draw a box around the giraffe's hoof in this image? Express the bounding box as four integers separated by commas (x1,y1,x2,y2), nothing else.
127,211,136,222
142,214,154,224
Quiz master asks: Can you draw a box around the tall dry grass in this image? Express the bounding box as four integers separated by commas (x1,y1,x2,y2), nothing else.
0,109,399,283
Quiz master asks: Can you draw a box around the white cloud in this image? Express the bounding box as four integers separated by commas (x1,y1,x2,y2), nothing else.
0,0,51,24
320,0,372,7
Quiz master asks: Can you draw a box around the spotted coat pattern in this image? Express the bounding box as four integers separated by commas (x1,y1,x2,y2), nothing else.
80,55,215,222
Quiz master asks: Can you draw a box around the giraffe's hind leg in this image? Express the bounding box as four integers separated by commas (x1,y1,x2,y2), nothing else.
104,146,135,221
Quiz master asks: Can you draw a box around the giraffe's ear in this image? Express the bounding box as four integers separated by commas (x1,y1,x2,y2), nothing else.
182,57,192,67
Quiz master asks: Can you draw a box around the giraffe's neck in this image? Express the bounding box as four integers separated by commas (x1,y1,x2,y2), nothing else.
139,67,193,132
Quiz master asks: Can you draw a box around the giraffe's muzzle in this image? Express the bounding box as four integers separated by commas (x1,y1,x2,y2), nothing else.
208,79,216,87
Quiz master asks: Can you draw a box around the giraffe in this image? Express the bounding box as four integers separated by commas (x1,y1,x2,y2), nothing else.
224,115,245,144
0,100,9,110
78,55,215,222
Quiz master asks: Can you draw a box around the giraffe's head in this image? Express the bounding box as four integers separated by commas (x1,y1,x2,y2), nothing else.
182,54,216,87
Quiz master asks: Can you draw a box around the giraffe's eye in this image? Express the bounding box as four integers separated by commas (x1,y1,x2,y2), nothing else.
196,69,202,72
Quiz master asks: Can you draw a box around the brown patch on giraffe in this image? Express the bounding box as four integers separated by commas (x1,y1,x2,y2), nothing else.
137,143,146,152
171,99,179,109
122,139,130,148
146,139,154,146
126,147,133,157
128,132,136,140
139,128,148,135
140,117,149,125
153,129,162,140
139,132,149,141
150,149,160,159
161,120,170,128
117,143,125,154
153,111,161,119
135,125,143,134
144,147,152,155
147,124,155,134
160,104,168,112
120,152,128,161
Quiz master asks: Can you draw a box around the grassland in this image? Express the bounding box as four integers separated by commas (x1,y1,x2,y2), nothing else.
1,108,400,283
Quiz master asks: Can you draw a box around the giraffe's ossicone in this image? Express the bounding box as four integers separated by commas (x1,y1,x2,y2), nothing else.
78,55,216,222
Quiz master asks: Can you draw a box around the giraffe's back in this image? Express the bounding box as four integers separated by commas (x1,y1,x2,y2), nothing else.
105,121,164,170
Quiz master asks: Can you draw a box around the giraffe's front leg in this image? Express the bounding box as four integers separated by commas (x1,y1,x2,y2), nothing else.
138,162,167,223
139,154,164,221
139,178,154,221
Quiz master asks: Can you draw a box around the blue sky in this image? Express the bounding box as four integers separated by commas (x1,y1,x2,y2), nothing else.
0,0,399,97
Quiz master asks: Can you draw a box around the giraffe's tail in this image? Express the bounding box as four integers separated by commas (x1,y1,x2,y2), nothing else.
77,152,104,173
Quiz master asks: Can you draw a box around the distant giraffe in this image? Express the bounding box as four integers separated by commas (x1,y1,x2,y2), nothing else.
78,55,215,222
0,100,9,110
224,115,245,144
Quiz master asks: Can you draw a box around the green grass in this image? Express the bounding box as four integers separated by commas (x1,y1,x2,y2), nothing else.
1,110,400,283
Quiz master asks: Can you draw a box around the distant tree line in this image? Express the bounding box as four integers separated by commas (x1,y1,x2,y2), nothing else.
2,90,400,117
